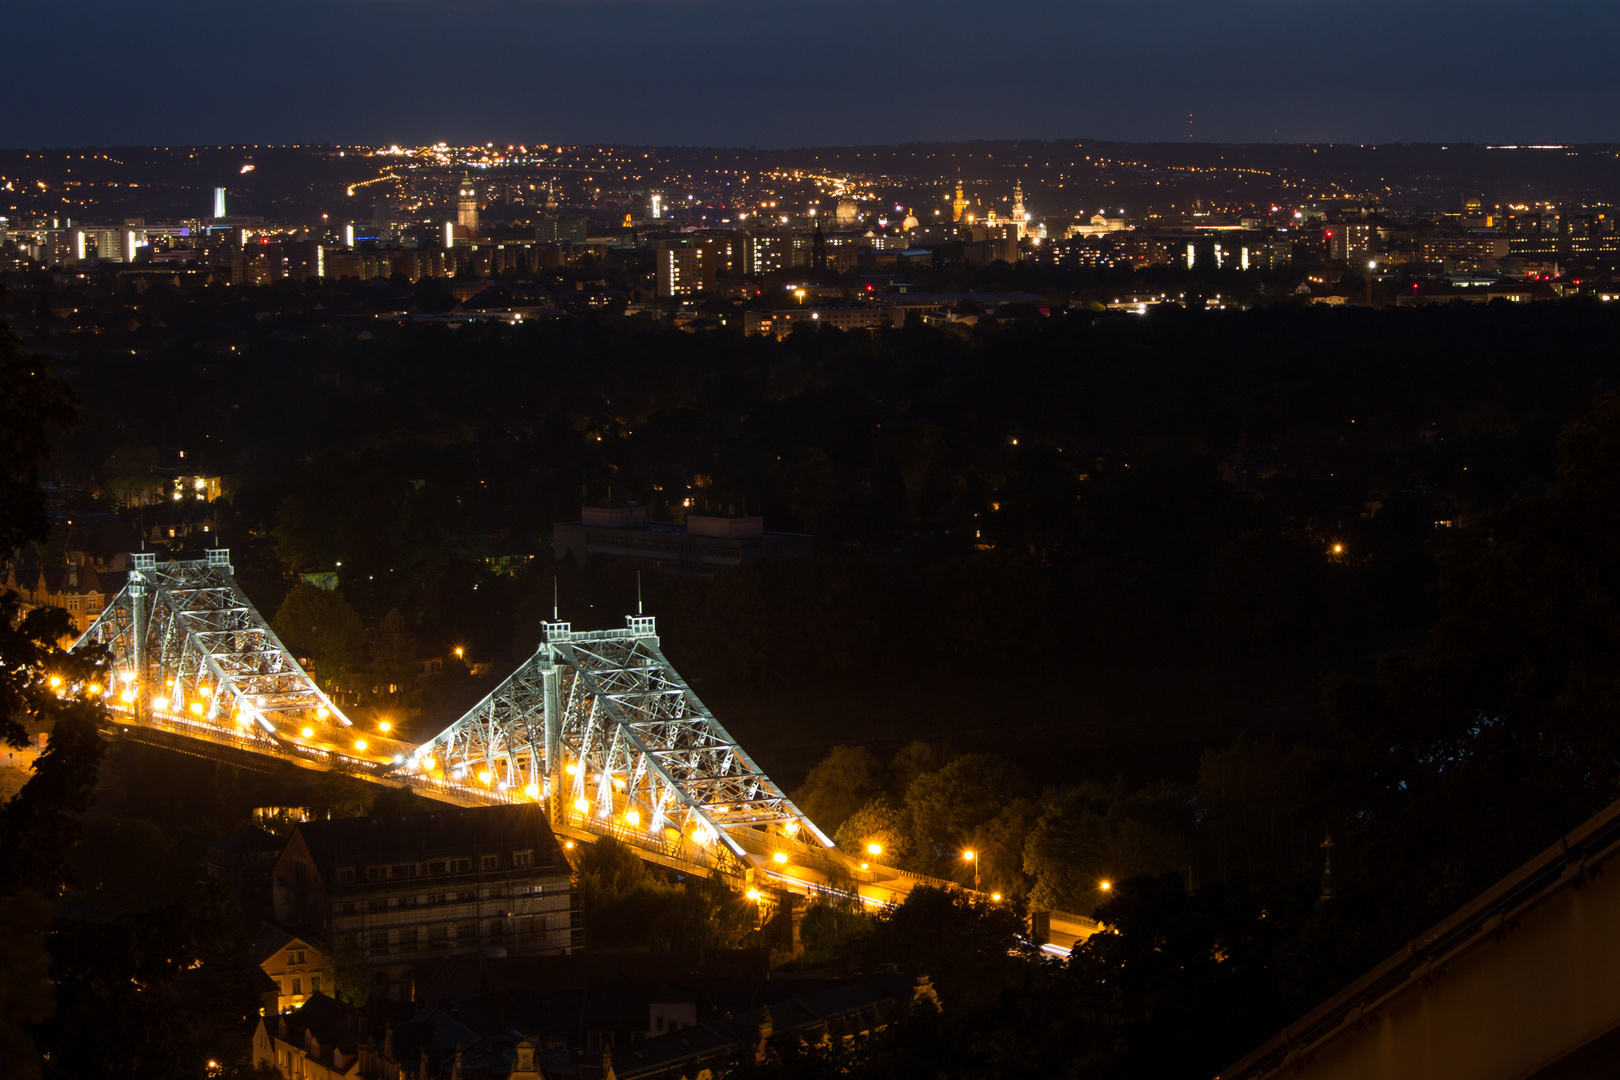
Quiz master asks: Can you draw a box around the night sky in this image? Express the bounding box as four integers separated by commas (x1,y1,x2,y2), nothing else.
9,0,1620,148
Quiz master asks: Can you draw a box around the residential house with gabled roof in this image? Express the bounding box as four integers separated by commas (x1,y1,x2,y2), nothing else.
2,551,128,637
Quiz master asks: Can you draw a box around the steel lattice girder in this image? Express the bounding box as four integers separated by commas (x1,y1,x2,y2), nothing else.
417,618,832,858
74,551,349,745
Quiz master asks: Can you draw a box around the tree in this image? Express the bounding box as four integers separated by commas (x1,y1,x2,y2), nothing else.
0,891,54,1080
270,584,365,689
903,753,1030,871
0,291,77,551
833,795,908,861
574,836,685,951
1326,387,1620,958
790,745,881,839
846,886,1039,1014
368,608,419,692
99,444,163,507
1022,783,1193,914
1195,736,1328,885
1049,872,1297,1079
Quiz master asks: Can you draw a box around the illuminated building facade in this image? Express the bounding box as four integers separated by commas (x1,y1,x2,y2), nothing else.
457,175,479,234
656,242,714,297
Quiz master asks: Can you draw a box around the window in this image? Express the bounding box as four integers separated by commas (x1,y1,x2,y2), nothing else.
311,975,321,994
365,866,384,881
428,893,446,905
481,855,499,871
428,861,447,875
336,868,355,884
513,850,533,868
342,901,356,915
369,930,389,949
456,923,477,941
391,864,411,879
296,951,305,964
429,925,448,943
66,598,80,612
286,951,297,965
291,977,301,995
453,858,471,873
398,928,419,946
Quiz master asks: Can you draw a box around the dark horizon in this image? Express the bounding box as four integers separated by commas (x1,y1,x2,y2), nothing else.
9,0,1620,150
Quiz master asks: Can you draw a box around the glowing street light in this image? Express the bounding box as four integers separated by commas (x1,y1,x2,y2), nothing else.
354,739,368,751
963,850,979,891
574,797,590,814
301,727,314,738
772,852,787,864
867,843,882,857
378,721,391,733
1100,880,1112,892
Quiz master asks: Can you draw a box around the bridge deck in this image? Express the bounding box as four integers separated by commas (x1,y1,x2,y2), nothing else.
102,715,1097,953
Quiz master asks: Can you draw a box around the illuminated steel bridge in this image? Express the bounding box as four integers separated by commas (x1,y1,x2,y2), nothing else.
74,551,831,879
72,549,1097,950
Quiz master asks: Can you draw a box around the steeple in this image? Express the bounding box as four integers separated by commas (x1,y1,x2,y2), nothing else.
1012,180,1026,223
952,177,967,223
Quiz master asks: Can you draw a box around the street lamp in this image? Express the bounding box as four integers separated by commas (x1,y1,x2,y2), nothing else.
963,850,979,891
867,842,882,857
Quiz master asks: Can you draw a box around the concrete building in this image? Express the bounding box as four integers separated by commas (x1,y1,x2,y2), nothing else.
1221,793,1620,1080
270,804,575,1001
655,242,716,297
1327,222,1373,263
743,306,902,338
554,506,811,575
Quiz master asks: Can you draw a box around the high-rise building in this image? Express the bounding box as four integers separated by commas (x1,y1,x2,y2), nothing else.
744,232,791,276
213,188,227,219
1327,222,1373,263
457,176,479,234
656,242,715,297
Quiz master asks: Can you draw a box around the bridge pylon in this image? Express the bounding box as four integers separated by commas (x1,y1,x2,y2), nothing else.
412,616,834,874
75,549,367,771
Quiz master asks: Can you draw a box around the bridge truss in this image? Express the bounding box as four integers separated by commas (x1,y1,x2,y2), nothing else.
74,550,369,770
73,551,831,871
65,551,1094,943
415,617,834,866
